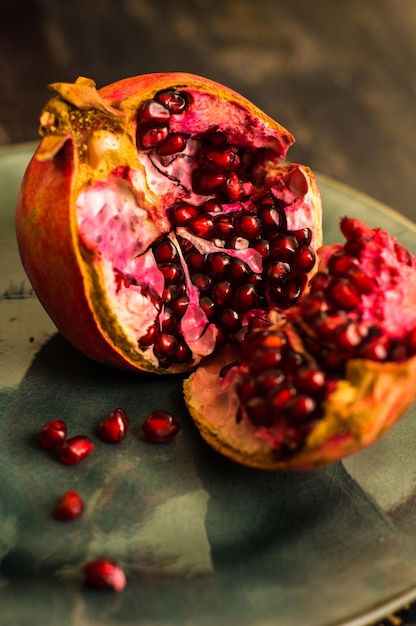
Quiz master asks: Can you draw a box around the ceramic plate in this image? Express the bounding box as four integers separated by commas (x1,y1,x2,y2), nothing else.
2,143,416,626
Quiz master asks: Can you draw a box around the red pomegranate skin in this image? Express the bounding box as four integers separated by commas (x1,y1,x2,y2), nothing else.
15,73,321,374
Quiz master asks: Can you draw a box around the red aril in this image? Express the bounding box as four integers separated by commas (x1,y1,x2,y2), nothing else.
16,73,322,374
54,490,85,520
39,419,67,449
142,410,181,442
83,558,126,591
57,435,94,465
98,408,129,443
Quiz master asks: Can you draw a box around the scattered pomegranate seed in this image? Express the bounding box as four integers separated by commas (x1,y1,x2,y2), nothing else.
54,490,85,521
142,410,181,442
39,419,67,449
98,408,129,444
83,558,126,591
57,435,94,465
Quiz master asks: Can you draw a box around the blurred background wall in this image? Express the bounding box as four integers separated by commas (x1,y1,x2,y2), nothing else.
1,0,415,220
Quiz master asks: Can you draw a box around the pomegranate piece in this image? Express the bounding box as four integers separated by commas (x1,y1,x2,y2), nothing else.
184,218,416,470
57,435,94,465
83,558,126,591
54,490,84,521
39,419,67,449
142,410,181,442
98,408,129,443
16,73,322,375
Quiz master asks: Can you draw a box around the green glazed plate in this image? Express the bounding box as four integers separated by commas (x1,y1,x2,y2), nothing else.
1,143,416,626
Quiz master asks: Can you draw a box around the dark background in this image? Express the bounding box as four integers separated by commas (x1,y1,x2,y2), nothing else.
1,0,416,223
1,2,416,624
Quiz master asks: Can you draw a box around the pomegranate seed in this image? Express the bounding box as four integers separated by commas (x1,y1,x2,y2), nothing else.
266,261,290,286
153,238,178,263
286,395,317,422
57,435,94,465
230,258,251,283
98,408,129,443
246,397,273,426
395,242,412,265
153,332,178,358
83,558,126,591
214,214,235,239
224,172,244,201
160,263,183,283
54,490,84,521
292,228,312,245
360,335,390,361
200,296,215,320
170,202,200,226
142,410,181,442
191,273,212,293
235,213,262,239
173,339,192,362
328,253,357,276
269,384,296,412
172,294,189,317
202,198,223,213
346,266,374,295
234,284,258,312
293,246,316,272
270,235,298,260
295,365,326,395
186,249,205,271
337,323,368,351
139,126,169,149
329,279,361,310
138,321,160,348
199,146,240,171
256,369,285,393
155,90,188,114
314,313,348,340
237,376,256,403
161,308,177,331
206,252,231,278
192,170,226,195
219,308,241,333
258,203,287,233
250,349,282,375
189,215,214,238
139,100,171,124
212,281,233,306
39,419,67,449
156,132,187,156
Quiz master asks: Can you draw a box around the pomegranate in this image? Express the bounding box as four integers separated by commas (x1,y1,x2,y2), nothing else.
16,73,322,374
184,218,416,470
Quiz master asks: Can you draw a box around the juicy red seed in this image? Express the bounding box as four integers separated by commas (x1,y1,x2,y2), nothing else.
155,90,189,114
191,273,212,293
205,130,228,147
230,258,251,283
269,384,296,412
139,321,160,348
39,419,67,449
153,239,178,263
189,215,214,238
300,293,329,322
314,313,349,340
156,133,187,156
153,333,178,357
329,279,361,310
286,395,317,421
199,146,240,171
346,266,374,295
170,203,199,226
309,272,331,292
54,490,85,521
57,436,94,465
337,323,368,351
212,281,233,306
139,126,169,149
139,100,171,124
395,242,413,265
224,172,244,202
245,397,273,426
186,249,206,271
202,199,223,213
98,408,129,444
292,228,312,245
142,410,181,442
258,204,287,233
219,308,241,333
270,235,298,260
360,335,390,360
172,294,189,317
266,261,291,285
250,349,282,375
192,170,226,194
200,296,215,320
328,253,358,275
83,558,126,591
173,340,192,363
235,213,262,239
162,284,181,304
293,246,316,272
160,263,183,283
280,276,304,306
237,376,256,403
231,236,250,250
234,284,258,312
256,369,285,393
161,308,177,331
284,350,306,374
295,366,326,395
206,252,231,278
214,214,235,239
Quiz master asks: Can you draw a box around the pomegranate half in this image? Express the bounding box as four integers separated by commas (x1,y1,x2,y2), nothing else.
16,73,322,373
184,218,416,470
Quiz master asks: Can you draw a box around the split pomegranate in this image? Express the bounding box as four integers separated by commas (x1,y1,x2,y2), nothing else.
54,490,85,521
142,410,181,442
83,558,126,591
57,435,94,465
184,218,416,470
16,73,322,374
98,407,129,443
39,419,67,449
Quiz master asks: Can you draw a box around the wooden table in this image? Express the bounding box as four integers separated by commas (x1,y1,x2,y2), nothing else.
1,2,416,624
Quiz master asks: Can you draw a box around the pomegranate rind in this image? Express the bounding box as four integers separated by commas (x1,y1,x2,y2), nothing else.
16,73,321,374
184,352,416,470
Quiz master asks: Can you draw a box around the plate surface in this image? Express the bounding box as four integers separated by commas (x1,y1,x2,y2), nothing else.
1,144,416,626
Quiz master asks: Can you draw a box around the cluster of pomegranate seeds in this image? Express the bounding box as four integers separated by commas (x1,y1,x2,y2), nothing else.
142,410,181,443
54,490,85,521
98,408,129,443
83,558,126,592
236,328,327,456
132,89,317,369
